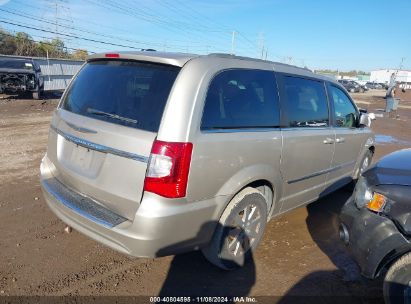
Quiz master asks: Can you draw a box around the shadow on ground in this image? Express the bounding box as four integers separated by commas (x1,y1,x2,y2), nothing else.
157,222,256,300
157,186,384,303
279,185,384,303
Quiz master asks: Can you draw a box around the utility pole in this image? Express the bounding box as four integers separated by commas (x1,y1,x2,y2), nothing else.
46,0,72,40
257,31,265,59
393,57,406,84
231,31,236,54
399,57,405,70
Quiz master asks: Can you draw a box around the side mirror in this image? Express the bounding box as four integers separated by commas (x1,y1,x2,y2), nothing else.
359,112,375,127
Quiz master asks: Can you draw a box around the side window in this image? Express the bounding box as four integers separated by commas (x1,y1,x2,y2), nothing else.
201,69,280,130
329,85,358,128
283,76,329,128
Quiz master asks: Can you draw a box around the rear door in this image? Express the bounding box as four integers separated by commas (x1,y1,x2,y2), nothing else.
46,60,180,220
277,74,335,212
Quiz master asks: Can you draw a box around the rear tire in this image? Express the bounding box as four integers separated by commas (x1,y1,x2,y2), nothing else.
383,252,411,304
201,188,268,270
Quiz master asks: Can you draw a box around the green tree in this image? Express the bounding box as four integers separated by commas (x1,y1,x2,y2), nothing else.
71,49,88,60
14,32,36,56
0,29,17,55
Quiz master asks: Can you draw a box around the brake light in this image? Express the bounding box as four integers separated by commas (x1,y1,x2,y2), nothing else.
144,140,193,198
105,53,120,58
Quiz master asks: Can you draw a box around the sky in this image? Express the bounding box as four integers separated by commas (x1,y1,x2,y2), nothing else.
0,0,410,71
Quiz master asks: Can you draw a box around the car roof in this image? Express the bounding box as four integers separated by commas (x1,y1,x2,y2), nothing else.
87,51,339,85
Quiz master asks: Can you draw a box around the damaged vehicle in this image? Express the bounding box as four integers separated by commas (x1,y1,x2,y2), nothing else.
0,57,44,99
340,148,411,304
40,51,374,271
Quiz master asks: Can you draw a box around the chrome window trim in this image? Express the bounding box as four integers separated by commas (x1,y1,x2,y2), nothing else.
281,127,332,131
201,127,281,134
50,125,149,163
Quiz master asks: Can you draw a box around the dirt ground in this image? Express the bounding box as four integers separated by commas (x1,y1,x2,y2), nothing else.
0,89,410,303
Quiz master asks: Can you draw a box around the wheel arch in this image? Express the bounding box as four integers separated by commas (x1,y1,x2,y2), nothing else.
375,245,411,278
217,173,281,223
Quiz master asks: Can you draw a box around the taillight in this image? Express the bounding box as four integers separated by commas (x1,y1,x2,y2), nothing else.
144,140,193,198
105,53,120,58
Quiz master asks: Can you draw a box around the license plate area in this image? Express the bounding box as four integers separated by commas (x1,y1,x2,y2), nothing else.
56,134,105,178
70,145,94,170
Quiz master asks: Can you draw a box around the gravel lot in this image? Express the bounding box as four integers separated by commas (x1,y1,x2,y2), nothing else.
0,90,410,302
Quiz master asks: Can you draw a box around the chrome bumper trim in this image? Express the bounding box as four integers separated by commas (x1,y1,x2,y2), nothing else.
42,177,127,228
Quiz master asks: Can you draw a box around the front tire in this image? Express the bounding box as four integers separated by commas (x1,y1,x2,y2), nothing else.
355,149,373,180
383,252,411,304
201,188,268,270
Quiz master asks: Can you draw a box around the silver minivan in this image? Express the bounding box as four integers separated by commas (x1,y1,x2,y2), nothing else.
40,52,375,269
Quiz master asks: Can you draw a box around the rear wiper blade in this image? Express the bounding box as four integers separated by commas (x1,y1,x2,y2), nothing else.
86,108,138,124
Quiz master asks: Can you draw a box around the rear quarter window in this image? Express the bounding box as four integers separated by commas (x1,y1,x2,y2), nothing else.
61,60,180,132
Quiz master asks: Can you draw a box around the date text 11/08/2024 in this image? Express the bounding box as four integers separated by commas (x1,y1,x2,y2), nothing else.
150,296,257,303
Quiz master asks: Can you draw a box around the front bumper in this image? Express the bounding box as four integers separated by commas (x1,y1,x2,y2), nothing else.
339,196,410,278
40,156,227,258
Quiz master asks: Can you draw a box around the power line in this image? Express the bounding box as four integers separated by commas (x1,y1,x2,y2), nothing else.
86,0,232,49
0,7,219,51
0,19,146,50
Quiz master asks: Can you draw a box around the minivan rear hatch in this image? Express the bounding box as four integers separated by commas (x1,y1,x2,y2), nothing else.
46,59,180,221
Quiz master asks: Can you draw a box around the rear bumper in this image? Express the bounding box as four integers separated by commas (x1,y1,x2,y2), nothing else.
40,155,227,258
339,196,410,278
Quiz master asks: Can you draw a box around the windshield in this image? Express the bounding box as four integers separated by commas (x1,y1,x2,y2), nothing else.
61,60,180,132
0,59,34,70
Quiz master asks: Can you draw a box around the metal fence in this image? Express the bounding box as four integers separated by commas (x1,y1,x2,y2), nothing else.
0,54,84,91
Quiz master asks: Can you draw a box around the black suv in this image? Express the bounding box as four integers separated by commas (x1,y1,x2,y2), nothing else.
340,148,411,303
0,57,44,99
338,79,360,93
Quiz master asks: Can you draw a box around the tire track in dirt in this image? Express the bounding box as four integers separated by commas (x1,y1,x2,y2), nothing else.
31,258,156,295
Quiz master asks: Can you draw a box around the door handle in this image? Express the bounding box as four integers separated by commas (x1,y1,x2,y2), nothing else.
323,138,334,144
336,137,345,143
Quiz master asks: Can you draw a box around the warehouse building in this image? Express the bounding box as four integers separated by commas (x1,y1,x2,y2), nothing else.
370,69,411,85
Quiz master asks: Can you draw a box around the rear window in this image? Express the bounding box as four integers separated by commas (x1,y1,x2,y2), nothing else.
61,60,180,132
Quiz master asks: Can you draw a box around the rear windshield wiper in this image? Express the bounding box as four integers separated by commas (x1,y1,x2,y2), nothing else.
86,108,138,124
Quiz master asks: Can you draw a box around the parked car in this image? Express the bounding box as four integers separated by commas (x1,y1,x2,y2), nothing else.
338,79,360,93
0,57,44,99
366,82,383,90
365,82,375,89
379,82,389,90
340,148,411,303
350,80,368,93
40,52,375,270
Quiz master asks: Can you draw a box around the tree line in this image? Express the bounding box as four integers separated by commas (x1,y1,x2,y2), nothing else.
0,28,88,60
